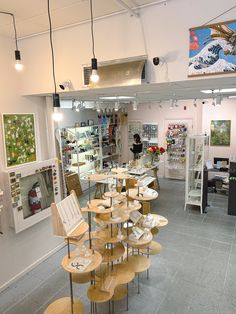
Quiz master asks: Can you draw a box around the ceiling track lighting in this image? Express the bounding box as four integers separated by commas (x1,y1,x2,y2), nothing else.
0,11,23,71
193,99,197,107
169,99,174,109
47,0,62,122
59,80,72,91
114,101,120,112
89,0,99,84
132,101,138,111
215,95,222,107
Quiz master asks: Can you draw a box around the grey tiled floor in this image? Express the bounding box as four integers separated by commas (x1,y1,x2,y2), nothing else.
1,179,236,314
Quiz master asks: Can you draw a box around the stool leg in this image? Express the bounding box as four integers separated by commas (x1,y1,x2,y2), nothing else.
126,283,129,311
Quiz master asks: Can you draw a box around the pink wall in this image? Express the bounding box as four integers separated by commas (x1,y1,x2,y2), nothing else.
202,98,236,162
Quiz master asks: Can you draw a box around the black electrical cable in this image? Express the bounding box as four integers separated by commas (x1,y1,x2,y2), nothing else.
202,5,236,26
47,0,57,95
89,0,95,59
0,11,18,50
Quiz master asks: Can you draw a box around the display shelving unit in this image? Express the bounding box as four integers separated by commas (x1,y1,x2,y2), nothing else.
184,135,209,214
142,123,158,151
59,121,121,192
165,122,188,180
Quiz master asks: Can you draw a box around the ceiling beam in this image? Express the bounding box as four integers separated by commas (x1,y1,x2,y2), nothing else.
115,0,139,17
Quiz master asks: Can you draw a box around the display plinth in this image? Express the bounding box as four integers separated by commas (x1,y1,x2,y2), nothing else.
44,297,84,314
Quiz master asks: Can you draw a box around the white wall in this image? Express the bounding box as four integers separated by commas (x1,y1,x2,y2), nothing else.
202,98,236,161
19,0,236,95
0,37,62,290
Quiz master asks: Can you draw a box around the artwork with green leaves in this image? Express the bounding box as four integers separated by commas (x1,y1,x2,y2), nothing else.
210,120,231,146
2,114,37,167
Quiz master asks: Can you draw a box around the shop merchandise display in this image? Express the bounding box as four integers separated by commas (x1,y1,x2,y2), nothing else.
4,159,61,233
142,123,158,151
165,123,188,179
58,114,121,192
47,168,168,313
184,135,209,214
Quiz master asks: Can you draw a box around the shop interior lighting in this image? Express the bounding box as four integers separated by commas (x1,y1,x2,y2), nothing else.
228,95,236,99
47,0,62,122
169,99,174,109
201,88,236,94
0,11,23,71
215,95,221,107
193,99,197,107
114,101,120,111
89,0,99,83
132,101,138,111
96,102,101,113
212,98,216,107
99,96,135,100
59,80,72,90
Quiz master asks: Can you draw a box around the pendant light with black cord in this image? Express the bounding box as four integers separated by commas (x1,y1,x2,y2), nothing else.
0,11,23,71
89,0,99,83
47,0,62,122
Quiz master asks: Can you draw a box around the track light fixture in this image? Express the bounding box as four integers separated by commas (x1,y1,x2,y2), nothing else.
47,0,62,121
169,99,174,109
132,101,138,111
89,0,99,84
0,11,23,71
96,102,101,113
215,95,221,107
193,99,197,107
114,101,120,112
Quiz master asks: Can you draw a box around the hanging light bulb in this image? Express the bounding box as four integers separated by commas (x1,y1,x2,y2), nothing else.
90,58,99,83
0,11,23,71
14,50,23,71
96,102,101,113
52,107,62,122
89,0,99,84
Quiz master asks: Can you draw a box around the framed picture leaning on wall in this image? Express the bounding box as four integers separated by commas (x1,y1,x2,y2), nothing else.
189,19,236,77
2,113,37,167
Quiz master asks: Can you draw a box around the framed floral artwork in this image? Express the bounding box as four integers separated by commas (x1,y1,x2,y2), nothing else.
210,120,231,146
189,19,236,76
2,113,37,167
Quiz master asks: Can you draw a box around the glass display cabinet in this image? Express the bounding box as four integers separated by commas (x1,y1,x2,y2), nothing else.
184,135,209,214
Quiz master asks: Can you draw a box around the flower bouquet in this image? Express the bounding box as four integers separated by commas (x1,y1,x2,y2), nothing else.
146,145,165,164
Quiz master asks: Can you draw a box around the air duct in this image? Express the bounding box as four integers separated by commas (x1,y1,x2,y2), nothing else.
83,55,147,88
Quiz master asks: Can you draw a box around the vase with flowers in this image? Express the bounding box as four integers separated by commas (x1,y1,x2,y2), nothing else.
146,145,165,165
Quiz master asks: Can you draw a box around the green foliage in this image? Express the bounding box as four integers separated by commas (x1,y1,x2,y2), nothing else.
210,120,231,146
3,114,36,167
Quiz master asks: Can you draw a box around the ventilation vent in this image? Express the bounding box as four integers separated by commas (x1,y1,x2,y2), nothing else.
83,55,147,88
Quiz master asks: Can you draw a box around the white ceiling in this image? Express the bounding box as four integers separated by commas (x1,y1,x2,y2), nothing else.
0,0,162,38
56,76,236,102
1,0,236,102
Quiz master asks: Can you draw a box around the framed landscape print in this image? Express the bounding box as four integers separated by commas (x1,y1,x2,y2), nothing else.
2,114,37,167
189,19,236,77
210,120,231,146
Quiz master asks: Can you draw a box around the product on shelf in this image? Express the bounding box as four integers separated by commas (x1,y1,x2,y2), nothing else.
165,123,188,179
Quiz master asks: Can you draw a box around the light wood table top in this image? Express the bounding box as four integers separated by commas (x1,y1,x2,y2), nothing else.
72,272,93,284
128,188,158,201
44,297,83,314
61,250,102,274
67,221,89,238
94,227,127,244
143,214,168,228
124,255,151,273
140,240,162,255
87,284,113,303
104,191,120,198
87,173,113,182
101,242,125,263
111,284,128,301
125,230,153,248
94,212,129,225
111,262,135,284
111,167,128,174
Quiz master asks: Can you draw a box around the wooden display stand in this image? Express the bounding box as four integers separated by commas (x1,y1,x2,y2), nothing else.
45,191,90,314
47,167,168,313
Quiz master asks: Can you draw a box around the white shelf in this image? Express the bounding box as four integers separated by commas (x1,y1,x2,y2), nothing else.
188,189,201,197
